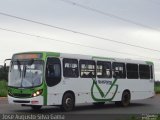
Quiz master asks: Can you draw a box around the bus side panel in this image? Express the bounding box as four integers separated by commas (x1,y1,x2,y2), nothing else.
47,78,95,105
47,78,154,105
112,79,154,101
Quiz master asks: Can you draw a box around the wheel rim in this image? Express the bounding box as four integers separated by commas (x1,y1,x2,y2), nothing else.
66,98,72,106
62,93,75,111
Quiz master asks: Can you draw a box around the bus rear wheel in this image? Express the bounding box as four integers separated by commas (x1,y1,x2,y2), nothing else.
121,91,131,107
115,90,131,107
61,93,75,112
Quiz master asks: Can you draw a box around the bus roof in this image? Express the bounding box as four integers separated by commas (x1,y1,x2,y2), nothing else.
12,51,153,65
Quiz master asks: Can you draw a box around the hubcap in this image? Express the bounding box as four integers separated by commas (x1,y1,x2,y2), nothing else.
66,98,72,107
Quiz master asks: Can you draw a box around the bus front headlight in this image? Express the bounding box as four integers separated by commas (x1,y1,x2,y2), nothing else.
32,89,43,97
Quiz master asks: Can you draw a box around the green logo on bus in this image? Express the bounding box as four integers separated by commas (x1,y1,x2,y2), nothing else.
91,78,118,102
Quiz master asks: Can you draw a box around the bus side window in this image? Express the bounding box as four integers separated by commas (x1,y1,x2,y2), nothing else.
97,61,112,78
139,64,150,79
47,64,55,77
150,65,153,79
63,58,79,78
112,62,126,79
79,60,96,78
126,63,138,79
46,57,61,87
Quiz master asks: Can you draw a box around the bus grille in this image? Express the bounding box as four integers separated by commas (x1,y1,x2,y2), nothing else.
12,93,31,98
13,100,30,103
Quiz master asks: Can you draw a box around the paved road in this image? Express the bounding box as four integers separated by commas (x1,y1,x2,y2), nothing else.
0,95,160,120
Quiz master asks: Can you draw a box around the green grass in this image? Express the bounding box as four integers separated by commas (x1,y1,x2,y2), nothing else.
0,80,7,97
155,85,160,94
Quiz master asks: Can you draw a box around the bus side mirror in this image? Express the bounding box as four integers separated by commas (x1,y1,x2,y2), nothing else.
4,59,11,70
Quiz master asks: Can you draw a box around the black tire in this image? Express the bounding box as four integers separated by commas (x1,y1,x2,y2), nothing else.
115,101,121,106
115,91,130,107
31,105,42,110
121,91,131,107
61,93,75,112
93,102,105,106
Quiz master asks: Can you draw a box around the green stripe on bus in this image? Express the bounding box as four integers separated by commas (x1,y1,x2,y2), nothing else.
92,56,115,61
145,61,153,65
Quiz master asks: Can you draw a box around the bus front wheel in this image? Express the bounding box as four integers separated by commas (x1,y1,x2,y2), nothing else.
61,93,75,112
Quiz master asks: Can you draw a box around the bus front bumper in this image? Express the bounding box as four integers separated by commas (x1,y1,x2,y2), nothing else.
8,95,43,105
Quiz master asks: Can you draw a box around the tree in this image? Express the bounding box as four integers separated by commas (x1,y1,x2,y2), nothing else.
0,66,9,81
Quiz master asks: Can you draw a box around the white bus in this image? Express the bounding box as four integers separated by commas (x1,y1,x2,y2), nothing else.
7,51,155,111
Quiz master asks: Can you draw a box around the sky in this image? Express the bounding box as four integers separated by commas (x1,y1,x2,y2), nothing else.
0,0,160,80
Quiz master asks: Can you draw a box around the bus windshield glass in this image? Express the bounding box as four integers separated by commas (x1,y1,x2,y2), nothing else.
9,60,44,88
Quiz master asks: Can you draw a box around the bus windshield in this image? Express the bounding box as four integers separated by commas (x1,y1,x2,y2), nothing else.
9,60,44,88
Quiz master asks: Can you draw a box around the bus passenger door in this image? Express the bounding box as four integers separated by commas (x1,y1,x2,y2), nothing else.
45,57,61,105
45,57,61,87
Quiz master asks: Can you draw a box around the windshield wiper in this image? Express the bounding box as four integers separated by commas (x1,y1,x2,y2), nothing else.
23,65,27,78
10,61,13,72
24,59,34,78
17,60,22,77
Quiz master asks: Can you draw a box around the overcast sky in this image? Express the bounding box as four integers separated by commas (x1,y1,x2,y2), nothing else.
0,0,160,80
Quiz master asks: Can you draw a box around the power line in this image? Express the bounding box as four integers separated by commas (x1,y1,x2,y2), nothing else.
60,0,160,32
0,12,160,53
0,27,159,60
